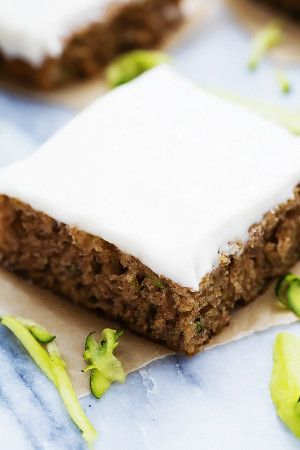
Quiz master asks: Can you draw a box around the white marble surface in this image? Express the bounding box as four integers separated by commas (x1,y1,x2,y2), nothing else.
1,1,300,449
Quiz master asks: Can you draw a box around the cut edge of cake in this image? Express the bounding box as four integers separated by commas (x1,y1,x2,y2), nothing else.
0,189,300,355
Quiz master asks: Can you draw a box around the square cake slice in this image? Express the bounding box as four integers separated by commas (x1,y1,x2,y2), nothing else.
1,66,300,354
0,0,183,88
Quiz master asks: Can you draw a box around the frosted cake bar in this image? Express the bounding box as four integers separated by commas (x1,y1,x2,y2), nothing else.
0,0,183,88
1,66,300,354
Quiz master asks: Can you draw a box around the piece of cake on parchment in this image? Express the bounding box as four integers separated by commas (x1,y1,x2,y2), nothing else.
1,66,300,354
0,0,185,88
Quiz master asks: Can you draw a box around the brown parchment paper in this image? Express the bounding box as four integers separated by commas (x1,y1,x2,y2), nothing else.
0,260,299,398
0,0,208,110
227,0,300,63
0,269,173,397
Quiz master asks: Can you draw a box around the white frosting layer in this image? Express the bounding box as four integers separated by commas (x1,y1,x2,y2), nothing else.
1,65,300,290
0,0,134,65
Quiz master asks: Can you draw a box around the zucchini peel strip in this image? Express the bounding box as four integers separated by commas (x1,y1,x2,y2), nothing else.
0,315,97,448
1,316,56,385
15,316,56,343
47,341,97,447
248,21,283,70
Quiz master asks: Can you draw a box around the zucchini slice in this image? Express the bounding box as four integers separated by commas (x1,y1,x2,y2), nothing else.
90,369,111,399
275,273,299,306
83,332,97,363
83,328,125,399
287,280,300,317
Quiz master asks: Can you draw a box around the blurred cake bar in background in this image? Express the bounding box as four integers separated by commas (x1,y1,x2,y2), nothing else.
1,66,300,354
254,0,300,17
0,0,183,88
